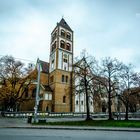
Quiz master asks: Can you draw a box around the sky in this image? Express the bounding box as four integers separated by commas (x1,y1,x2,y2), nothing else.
0,0,140,71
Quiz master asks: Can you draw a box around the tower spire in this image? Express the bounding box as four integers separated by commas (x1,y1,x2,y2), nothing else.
58,18,73,32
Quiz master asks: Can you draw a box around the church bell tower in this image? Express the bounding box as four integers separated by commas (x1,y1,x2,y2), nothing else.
49,18,73,112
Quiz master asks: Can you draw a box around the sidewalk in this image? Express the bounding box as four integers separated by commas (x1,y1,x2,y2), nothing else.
0,117,140,132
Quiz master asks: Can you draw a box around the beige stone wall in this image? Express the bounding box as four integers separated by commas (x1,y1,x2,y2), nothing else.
40,72,49,85
49,70,73,112
39,100,52,112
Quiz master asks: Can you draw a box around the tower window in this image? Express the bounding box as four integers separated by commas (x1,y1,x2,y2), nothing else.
63,58,67,63
51,59,54,69
63,96,66,103
60,40,65,49
81,101,84,105
66,32,71,40
52,59,54,64
51,41,56,52
51,30,57,42
62,75,65,82
66,43,71,51
76,100,78,105
61,29,65,37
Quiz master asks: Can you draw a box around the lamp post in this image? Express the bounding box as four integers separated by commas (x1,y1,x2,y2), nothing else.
34,58,41,123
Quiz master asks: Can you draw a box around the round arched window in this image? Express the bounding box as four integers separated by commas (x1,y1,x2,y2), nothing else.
60,40,65,49
67,32,71,40
66,43,71,51
61,29,65,37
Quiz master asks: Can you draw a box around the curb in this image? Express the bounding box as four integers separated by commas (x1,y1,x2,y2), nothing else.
0,125,140,132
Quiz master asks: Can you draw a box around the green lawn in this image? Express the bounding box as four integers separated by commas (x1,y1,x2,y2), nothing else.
35,120,140,128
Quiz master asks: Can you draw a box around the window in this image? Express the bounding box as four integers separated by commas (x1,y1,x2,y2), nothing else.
66,76,68,83
62,75,65,82
51,59,54,69
63,96,66,103
51,30,57,42
66,43,71,51
76,100,78,105
52,59,54,64
61,75,69,82
60,40,65,49
63,58,67,63
51,41,56,52
54,41,56,49
66,32,71,40
81,101,84,105
61,29,65,37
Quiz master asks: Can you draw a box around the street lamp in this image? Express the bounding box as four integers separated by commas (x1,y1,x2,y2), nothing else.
34,58,41,123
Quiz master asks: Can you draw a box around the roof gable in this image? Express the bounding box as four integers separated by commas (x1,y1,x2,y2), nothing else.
37,59,49,73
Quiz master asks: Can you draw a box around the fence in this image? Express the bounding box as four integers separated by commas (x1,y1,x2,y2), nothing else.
1,111,140,119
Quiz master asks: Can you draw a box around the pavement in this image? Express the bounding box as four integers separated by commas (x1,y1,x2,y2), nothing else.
0,117,140,132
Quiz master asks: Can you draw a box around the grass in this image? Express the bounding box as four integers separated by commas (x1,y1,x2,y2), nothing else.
34,120,140,128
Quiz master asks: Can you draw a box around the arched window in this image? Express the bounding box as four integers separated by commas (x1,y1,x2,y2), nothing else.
50,75,54,83
51,41,56,52
63,96,66,103
61,29,65,37
51,30,57,42
66,32,71,40
66,76,68,83
60,40,65,49
62,75,65,82
66,43,71,51
54,41,56,49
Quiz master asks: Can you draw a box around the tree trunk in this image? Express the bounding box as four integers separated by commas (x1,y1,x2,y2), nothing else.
85,78,91,121
125,102,129,120
85,91,91,120
108,76,113,120
108,92,113,120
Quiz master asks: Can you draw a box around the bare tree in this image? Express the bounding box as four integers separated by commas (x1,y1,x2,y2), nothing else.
73,51,98,120
99,57,123,120
0,55,36,111
119,64,140,120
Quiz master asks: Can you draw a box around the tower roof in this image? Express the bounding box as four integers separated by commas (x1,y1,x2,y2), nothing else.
57,18,73,32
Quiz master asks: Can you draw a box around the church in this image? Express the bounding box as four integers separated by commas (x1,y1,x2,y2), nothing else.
20,18,111,113
21,18,74,112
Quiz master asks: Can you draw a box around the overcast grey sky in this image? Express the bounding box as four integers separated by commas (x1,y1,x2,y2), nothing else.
0,0,140,71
